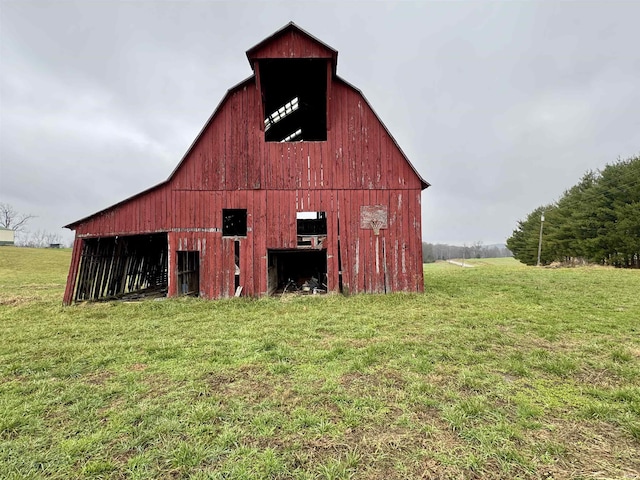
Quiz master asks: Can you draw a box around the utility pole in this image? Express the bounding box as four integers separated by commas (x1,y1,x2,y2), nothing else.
536,212,545,266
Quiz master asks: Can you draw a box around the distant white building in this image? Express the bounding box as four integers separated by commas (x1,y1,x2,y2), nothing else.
0,227,15,246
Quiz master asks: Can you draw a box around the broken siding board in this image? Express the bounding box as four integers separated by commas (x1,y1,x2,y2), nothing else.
358,190,369,292
286,144,295,190
225,95,235,190
389,190,400,291
362,189,372,292
336,191,349,293
223,237,234,297
237,89,247,189
247,86,260,190
265,190,277,248
240,87,250,190
332,86,342,187
63,238,83,305
276,189,284,247
245,190,255,296
374,118,382,189
358,97,367,189
325,190,339,292
357,189,367,292
366,190,378,292
328,88,338,188
397,191,407,290
372,190,384,293
253,190,266,295
256,98,266,190
347,93,357,190
332,84,342,188
286,190,297,248
353,190,363,293
343,190,356,293
389,136,399,189
413,191,424,291
407,190,416,290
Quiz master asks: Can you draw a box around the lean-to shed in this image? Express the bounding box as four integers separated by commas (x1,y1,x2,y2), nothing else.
63,22,429,304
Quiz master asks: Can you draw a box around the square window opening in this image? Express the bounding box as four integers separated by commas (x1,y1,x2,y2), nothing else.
223,209,247,237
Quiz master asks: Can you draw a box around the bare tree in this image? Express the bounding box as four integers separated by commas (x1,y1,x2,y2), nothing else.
0,203,36,232
21,230,63,248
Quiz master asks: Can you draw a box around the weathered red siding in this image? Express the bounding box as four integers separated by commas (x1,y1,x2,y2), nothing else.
63,23,428,305
246,23,336,63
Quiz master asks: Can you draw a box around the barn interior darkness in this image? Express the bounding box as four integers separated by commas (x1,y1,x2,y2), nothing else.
260,59,327,142
268,249,327,294
222,209,247,237
75,233,168,301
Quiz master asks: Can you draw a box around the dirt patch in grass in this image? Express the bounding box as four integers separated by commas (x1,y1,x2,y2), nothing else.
0,295,39,306
531,419,640,479
340,369,408,391
129,363,148,371
574,368,626,388
206,365,278,402
84,371,114,385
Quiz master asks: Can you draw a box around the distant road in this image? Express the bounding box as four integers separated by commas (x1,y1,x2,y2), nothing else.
447,260,475,268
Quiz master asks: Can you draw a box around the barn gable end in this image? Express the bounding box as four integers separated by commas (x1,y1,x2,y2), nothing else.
63,23,429,305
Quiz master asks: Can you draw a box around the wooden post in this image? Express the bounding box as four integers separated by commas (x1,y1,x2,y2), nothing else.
63,236,83,305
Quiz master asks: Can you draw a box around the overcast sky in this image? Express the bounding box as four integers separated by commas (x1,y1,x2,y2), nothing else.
1,1,639,246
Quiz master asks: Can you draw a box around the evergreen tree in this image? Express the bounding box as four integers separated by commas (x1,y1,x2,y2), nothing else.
507,155,640,268
507,204,554,266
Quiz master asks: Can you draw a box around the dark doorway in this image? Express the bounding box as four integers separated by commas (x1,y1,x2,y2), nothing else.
74,233,168,302
177,251,200,296
267,249,327,295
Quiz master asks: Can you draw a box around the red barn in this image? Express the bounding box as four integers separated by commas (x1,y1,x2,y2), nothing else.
63,23,429,305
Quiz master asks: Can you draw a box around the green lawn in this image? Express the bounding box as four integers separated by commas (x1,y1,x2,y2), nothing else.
1,247,639,479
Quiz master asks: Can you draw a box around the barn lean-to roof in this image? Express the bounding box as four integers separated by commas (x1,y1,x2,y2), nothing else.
64,22,429,230
64,76,254,230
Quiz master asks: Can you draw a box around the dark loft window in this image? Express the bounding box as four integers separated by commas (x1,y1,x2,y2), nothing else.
222,209,247,237
260,59,327,142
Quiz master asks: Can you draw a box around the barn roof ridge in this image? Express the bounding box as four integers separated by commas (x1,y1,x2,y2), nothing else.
246,22,338,73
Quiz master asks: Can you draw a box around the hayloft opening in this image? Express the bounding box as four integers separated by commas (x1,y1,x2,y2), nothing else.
267,249,327,295
74,233,168,302
260,59,327,142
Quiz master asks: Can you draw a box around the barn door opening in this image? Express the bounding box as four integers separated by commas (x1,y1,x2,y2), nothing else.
267,249,327,295
177,251,199,296
74,233,168,302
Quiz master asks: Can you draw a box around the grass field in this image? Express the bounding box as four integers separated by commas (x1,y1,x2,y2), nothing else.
1,247,639,479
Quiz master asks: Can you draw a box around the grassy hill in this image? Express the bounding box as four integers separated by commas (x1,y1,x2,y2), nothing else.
1,247,639,479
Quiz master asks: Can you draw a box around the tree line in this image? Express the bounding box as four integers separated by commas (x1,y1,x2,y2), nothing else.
507,155,640,268
422,241,512,263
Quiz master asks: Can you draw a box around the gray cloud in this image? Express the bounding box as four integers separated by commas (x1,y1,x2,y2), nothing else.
1,1,638,246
